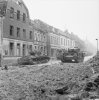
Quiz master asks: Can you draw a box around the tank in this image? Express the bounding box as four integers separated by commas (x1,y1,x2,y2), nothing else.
61,48,85,63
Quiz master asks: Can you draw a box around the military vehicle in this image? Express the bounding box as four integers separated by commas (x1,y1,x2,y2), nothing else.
60,47,85,63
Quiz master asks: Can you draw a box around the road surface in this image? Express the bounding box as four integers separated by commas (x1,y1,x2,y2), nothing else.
84,54,95,62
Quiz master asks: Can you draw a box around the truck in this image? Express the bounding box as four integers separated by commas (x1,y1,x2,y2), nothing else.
60,48,85,63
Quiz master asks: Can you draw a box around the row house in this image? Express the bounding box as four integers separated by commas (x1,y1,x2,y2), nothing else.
0,0,39,57
61,31,75,49
0,0,47,58
0,0,76,59
48,31,60,57
0,0,35,57
33,27,47,55
47,28,76,57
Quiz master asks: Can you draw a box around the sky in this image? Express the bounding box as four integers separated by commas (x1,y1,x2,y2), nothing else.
23,0,99,48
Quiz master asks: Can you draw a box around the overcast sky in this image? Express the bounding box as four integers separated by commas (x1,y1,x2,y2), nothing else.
23,0,99,48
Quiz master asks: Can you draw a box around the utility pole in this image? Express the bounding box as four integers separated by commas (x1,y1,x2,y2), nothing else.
96,39,98,55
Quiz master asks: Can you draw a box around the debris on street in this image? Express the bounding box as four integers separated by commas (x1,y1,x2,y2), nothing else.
0,54,99,100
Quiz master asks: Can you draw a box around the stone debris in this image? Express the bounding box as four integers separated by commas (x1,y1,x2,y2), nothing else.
0,54,99,100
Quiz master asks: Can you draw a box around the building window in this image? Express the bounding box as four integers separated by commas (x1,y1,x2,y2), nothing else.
23,29,26,39
29,45,32,52
64,39,65,45
29,31,32,39
17,10,20,20
4,50,8,56
66,39,67,46
0,2,6,16
52,37,53,44
61,38,63,45
54,37,56,45
50,36,51,43
17,43,20,56
35,46,36,50
23,13,26,22
68,40,69,46
9,42,14,56
44,35,46,42
17,27,20,37
10,7,14,18
10,25,14,36
44,46,46,55
23,44,26,56
34,32,36,41
38,34,40,41
41,34,43,42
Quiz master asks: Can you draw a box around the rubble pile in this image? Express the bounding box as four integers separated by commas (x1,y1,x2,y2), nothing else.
0,54,99,100
86,53,99,73
0,62,93,100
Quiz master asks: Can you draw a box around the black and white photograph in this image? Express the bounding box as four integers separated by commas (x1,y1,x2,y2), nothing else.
0,0,99,99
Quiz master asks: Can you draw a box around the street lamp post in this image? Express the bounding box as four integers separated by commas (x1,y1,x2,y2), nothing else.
96,39,98,55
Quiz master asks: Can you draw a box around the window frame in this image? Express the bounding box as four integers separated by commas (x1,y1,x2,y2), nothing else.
16,27,20,37
10,7,14,18
23,29,26,39
23,13,26,22
17,10,20,20
29,31,32,39
10,25,14,36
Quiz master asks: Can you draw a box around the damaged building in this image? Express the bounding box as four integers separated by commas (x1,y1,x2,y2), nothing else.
0,0,76,60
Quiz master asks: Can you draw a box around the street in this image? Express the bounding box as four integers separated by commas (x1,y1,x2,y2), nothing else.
84,54,95,62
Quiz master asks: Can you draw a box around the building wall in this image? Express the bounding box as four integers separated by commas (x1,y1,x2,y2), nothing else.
3,0,32,41
47,30,76,57
48,32,60,57
33,29,47,55
3,38,34,57
0,0,76,58
1,0,35,57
